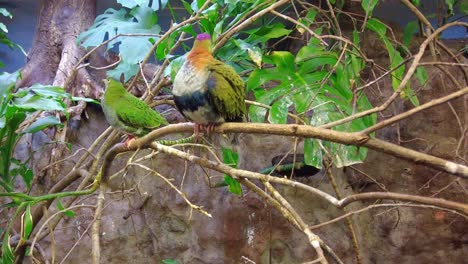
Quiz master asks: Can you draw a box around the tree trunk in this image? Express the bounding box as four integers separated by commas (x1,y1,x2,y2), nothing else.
14,0,98,262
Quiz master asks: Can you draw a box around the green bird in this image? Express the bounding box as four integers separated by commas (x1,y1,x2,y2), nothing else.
172,33,246,135
101,78,168,139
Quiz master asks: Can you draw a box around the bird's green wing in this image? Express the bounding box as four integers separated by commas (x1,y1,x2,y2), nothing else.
115,94,168,133
206,61,246,121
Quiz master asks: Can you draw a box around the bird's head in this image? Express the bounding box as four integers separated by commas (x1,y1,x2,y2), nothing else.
102,77,126,98
192,33,212,52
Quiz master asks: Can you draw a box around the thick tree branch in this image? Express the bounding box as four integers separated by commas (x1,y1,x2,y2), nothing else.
362,86,468,134
124,123,468,178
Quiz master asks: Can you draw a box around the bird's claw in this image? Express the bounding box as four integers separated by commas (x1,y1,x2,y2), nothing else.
193,123,217,142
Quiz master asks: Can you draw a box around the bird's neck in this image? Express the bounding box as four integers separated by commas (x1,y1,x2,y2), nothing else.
187,47,213,69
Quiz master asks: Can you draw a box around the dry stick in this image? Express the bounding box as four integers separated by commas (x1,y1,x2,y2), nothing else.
214,0,291,51
34,133,116,256
128,163,212,217
29,204,95,259
338,192,468,214
270,10,328,46
145,141,468,215
263,182,329,264
310,203,468,230
435,40,468,83
362,86,468,134
92,181,105,264
320,21,468,130
323,161,362,264
36,131,119,242
419,62,468,67
399,0,437,57
432,64,468,160
354,57,413,92
241,178,344,263
239,178,303,231
320,34,372,63
125,122,468,178
59,217,95,264
95,126,467,262
29,169,90,242
401,0,468,82
325,0,342,37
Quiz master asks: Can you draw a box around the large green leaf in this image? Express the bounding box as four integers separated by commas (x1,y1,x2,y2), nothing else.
269,97,292,124
362,0,378,14
403,21,419,47
222,147,242,195
22,115,63,134
27,84,67,98
2,231,14,264
304,138,322,168
0,8,12,18
22,205,33,240
0,71,19,99
116,0,167,10
107,61,139,82
77,6,161,79
246,37,377,167
367,18,419,106
13,93,66,111
245,23,292,45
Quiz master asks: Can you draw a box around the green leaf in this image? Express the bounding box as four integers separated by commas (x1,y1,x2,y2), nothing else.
71,96,100,104
165,54,186,81
304,138,322,168
232,39,262,67
77,6,161,80
415,66,428,86
268,51,295,75
181,0,193,14
0,23,8,33
403,21,418,47
223,175,242,195
0,8,12,18
0,71,20,98
57,200,76,218
107,60,139,82
366,18,387,37
151,0,168,11
23,116,63,134
13,94,66,111
28,84,67,98
2,232,14,264
245,23,292,44
162,259,179,264
269,97,292,124
10,159,34,189
117,0,148,9
23,205,33,240
461,0,468,14
21,168,33,189
361,0,378,14
222,147,242,195
445,0,455,15
411,0,420,6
